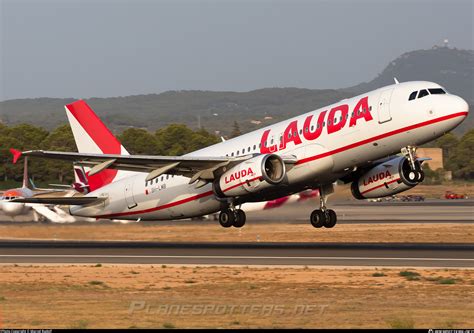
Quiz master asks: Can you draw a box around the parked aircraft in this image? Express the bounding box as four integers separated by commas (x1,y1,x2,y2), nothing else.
0,151,77,222
11,81,468,228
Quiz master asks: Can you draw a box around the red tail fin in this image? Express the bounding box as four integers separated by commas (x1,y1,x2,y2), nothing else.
64,100,131,191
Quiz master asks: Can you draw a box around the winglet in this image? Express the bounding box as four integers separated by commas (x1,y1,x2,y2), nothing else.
10,148,22,164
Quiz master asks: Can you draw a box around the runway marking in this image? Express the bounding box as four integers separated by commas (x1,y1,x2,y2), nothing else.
0,255,473,261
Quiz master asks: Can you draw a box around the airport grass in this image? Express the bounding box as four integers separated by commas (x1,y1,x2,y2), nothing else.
1,222,473,244
0,265,473,328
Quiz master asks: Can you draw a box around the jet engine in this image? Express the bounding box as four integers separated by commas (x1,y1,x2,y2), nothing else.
351,156,424,199
214,154,286,197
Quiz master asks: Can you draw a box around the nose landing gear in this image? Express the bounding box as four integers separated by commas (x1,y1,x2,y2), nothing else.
310,183,337,228
401,146,425,182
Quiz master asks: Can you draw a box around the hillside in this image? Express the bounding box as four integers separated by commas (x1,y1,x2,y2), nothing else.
0,47,472,136
0,89,349,135
344,46,473,133
346,46,473,101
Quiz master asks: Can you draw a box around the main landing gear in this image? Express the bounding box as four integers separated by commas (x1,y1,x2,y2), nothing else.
310,184,337,228
401,146,425,183
219,207,246,228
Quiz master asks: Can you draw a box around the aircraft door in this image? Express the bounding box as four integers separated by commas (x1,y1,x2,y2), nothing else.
377,89,393,123
124,182,137,209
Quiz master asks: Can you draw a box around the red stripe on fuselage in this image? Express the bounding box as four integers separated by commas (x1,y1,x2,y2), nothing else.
90,112,467,219
95,190,214,219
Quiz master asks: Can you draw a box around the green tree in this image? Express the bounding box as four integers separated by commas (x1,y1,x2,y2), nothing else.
0,123,48,183
155,124,219,156
189,128,220,152
435,132,459,170
451,129,474,179
118,128,159,155
230,121,241,138
40,124,77,183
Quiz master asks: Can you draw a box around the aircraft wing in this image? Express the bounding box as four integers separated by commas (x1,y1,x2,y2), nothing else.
9,196,105,205
20,150,297,183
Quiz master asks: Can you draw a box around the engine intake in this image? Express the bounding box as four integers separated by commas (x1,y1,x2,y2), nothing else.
215,154,286,197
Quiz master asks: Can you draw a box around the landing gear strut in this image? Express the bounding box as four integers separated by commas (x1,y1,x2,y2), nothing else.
219,205,246,228
310,184,337,228
401,146,425,182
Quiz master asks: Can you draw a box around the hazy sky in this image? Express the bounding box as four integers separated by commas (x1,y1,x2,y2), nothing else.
1,0,472,100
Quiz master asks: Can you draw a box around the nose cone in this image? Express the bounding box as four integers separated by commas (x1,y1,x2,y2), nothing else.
440,94,469,122
2,202,26,216
452,95,469,117
441,95,469,132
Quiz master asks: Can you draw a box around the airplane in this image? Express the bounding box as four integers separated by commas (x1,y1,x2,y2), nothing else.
0,151,78,222
10,81,468,228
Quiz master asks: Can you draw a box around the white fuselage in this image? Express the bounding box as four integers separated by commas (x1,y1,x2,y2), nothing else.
71,81,468,220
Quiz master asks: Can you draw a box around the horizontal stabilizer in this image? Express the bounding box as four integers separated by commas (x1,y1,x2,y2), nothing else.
10,196,105,206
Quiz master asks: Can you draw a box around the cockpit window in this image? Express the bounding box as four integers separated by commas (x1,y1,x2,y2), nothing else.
428,88,446,95
408,91,417,101
418,89,429,98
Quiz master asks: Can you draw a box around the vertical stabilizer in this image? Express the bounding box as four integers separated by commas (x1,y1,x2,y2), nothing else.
65,100,133,191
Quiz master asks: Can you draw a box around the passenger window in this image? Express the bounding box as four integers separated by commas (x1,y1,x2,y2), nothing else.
247,147,250,152
231,152,234,156
253,145,256,150
408,91,417,101
418,89,429,98
428,88,446,95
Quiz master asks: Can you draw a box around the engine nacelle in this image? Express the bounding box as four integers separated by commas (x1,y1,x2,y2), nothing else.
215,154,286,197
351,156,422,199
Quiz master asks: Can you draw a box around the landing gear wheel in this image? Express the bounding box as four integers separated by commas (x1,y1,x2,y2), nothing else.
219,209,235,228
407,170,418,182
416,170,425,183
310,209,325,228
233,209,246,228
323,209,337,228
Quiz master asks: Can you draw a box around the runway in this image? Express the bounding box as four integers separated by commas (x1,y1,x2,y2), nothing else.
1,240,473,267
